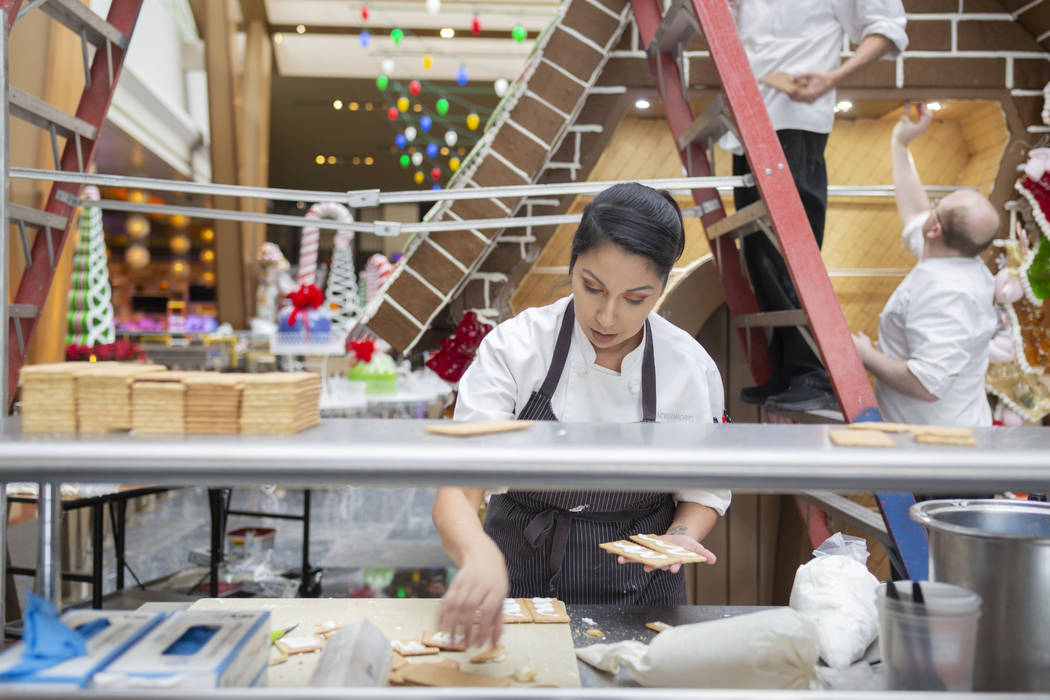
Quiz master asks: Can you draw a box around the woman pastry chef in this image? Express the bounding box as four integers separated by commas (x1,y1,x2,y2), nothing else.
433,183,730,648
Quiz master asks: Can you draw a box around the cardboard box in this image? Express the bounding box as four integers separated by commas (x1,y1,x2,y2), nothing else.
92,610,269,689
0,610,164,690
226,527,275,559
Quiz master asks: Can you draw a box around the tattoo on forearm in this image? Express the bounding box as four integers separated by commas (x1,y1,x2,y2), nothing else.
666,525,688,536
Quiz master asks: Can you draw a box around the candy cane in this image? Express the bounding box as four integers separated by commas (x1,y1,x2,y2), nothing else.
298,201,355,287
364,254,393,302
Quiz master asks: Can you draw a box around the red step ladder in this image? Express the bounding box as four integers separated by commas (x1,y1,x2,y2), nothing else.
2,0,144,403
629,0,927,578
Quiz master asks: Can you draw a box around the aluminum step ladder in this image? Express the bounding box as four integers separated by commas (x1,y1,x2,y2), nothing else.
629,0,928,578
0,0,144,407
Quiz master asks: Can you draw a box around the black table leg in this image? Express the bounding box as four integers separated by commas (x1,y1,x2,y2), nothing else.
109,499,128,591
207,488,228,598
91,503,103,609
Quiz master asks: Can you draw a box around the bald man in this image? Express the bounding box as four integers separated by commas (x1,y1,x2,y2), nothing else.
852,103,999,426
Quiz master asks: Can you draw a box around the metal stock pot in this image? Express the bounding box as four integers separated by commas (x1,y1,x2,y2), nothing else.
910,499,1050,692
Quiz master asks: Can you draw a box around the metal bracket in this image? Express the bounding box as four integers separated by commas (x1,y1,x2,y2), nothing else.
346,189,380,209
55,189,79,207
699,198,721,215
373,221,403,237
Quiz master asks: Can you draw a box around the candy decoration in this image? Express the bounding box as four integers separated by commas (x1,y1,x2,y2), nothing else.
456,66,468,86
436,98,449,115
423,54,433,70
397,96,410,112
431,167,442,179
65,186,116,347
426,143,439,158
420,115,433,132
411,152,423,166
409,79,422,97
391,28,404,44
381,58,395,75
512,24,527,42
395,134,407,148
494,78,509,97
449,156,461,172
466,113,480,130
404,126,417,142
363,254,394,301
471,15,481,35
320,204,362,333
425,311,494,383
414,171,425,185
387,106,399,120
359,30,371,48
286,283,325,341
400,154,410,168
376,75,389,90
444,130,458,147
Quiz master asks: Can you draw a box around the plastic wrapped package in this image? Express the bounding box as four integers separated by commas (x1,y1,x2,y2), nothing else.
309,620,391,687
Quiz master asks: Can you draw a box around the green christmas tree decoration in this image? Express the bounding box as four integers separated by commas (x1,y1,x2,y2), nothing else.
66,186,116,347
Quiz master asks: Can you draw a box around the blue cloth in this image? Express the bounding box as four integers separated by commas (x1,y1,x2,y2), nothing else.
0,593,87,679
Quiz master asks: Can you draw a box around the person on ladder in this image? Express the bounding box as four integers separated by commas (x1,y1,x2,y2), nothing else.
432,183,730,648
852,103,999,427
729,0,908,411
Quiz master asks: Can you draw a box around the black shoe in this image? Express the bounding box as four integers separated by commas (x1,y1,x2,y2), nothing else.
764,373,837,412
739,381,786,405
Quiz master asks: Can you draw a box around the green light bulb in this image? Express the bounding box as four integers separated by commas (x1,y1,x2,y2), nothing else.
436,98,449,116
512,25,526,43
376,75,389,90
391,28,404,45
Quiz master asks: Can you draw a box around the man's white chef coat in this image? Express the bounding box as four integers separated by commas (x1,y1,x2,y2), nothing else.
455,296,731,515
875,213,997,426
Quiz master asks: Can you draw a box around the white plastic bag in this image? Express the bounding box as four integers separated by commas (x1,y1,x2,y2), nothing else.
310,620,391,687
789,532,879,668
576,608,819,689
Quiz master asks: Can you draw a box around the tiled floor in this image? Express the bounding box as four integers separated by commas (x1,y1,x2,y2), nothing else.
8,485,453,612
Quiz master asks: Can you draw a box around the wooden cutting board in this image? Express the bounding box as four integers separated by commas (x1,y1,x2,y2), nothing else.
189,598,581,688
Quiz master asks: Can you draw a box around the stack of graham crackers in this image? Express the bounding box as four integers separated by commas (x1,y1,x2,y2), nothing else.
20,363,80,432
240,372,321,434
183,373,245,434
76,363,167,433
131,372,202,434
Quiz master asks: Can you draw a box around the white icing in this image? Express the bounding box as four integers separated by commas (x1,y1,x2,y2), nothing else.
392,640,428,654
502,598,524,616
280,636,320,650
634,534,693,557
429,631,465,645
531,597,561,617
617,543,671,560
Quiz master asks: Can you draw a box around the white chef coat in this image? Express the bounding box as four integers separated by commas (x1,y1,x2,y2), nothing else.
455,296,731,515
720,0,907,153
875,214,996,426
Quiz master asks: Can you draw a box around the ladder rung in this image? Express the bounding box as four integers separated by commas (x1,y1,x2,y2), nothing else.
705,200,767,241
9,304,39,319
8,203,68,231
39,0,126,48
734,310,809,329
677,93,732,151
8,87,98,142
648,0,698,54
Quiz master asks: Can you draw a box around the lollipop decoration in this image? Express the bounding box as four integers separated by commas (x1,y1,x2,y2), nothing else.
302,202,361,333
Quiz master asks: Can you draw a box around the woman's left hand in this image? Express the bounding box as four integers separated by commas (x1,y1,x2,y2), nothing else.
616,534,717,574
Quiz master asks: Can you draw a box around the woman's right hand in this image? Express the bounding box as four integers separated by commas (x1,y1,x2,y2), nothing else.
436,538,508,650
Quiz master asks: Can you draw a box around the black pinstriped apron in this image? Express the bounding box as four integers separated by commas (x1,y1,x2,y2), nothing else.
483,301,685,605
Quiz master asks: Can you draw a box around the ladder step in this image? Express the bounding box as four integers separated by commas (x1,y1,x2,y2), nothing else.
677,93,732,151
9,304,39,319
8,86,98,142
734,310,809,328
38,0,126,48
8,203,68,231
648,0,698,54
705,200,767,241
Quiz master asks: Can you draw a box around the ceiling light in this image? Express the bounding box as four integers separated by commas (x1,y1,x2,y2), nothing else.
364,156,374,165
440,27,455,39
296,24,306,34
314,154,325,165
332,99,343,110
635,98,650,110
273,33,283,45
927,101,943,111
352,156,362,165
349,101,359,111
834,99,853,113
327,155,336,165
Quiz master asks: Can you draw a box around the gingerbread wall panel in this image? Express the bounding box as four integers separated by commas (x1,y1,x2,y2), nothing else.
448,198,509,224
509,94,567,145
905,19,951,51
1013,59,1050,90
428,229,488,267
599,57,653,86
368,301,420,350
904,57,1006,88
413,242,468,295
386,272,442,324
545,27,605,81
495,125,550,177
957,19,1040,51
530,61,588,115
561,0,621,45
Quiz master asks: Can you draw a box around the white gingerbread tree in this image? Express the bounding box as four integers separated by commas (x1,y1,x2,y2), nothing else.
66,186,116,346
324,238,361,335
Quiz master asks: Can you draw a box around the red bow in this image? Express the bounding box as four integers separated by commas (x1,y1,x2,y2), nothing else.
287,284,324,329
350,339,376,363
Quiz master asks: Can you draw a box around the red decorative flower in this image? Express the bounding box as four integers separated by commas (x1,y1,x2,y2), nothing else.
350,339,377,363
425,311,493,383
286,283,324,328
